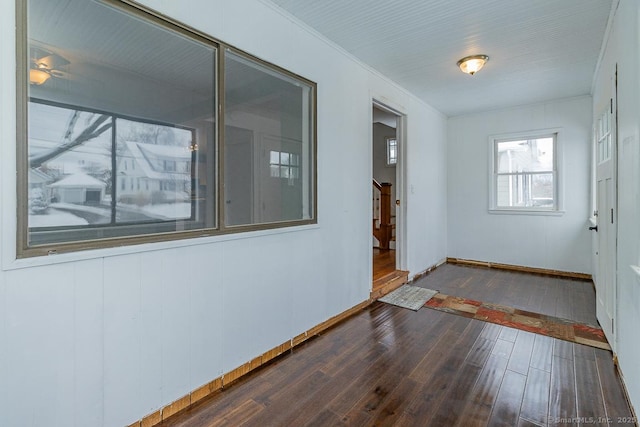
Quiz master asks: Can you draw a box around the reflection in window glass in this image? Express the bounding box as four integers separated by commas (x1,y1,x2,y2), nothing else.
224,50,315,226
27,101,205,245
21,0,316,256
28,102,113,227
115,118,194,222
25,0,216,247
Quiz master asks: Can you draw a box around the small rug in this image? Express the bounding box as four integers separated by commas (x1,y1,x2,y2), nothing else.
379,285,438,311
424,293,610,350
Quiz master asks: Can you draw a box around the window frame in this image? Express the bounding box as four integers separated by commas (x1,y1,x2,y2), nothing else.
221,46,317,229
385,137,397,166
16,0,317,258
488,129,563,215
25,98,203,248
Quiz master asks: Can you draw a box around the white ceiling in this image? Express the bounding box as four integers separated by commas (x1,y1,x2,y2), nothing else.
267,0,614,117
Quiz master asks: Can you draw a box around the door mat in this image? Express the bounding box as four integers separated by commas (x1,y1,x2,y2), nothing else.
378,285,438,311
424,293,610,350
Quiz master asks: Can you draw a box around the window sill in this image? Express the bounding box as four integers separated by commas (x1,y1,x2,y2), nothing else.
488,209,565,217
3,223,320,271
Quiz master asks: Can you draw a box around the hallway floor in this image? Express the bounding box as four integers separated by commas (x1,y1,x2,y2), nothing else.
158,264,635,427
373,248,396,282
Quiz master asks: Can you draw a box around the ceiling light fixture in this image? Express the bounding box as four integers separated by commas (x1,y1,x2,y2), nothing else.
28,47,70,85
457,54,489,76
29,68,51,85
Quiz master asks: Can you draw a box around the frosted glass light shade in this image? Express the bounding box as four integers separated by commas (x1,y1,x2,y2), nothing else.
29,68,50,85
457,55,489,75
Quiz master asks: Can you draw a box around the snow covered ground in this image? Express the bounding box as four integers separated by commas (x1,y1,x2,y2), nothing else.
120,202,191,220
29,209,89,227
28,202,191,229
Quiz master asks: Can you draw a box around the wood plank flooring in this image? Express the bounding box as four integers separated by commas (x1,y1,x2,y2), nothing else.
373,248,395,282
158,264,636,427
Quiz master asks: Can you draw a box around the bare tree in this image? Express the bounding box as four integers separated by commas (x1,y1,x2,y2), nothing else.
29,114,112,169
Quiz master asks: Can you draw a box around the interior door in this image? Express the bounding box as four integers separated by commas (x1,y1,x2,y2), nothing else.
224,126,254,226
594,71,617,347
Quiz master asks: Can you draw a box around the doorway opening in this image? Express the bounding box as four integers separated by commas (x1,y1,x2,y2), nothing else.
371,102,408,297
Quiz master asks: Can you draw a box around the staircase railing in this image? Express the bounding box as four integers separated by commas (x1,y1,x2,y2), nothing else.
372,179,392,249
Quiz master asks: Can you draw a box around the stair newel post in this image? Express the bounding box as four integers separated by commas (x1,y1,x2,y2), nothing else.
379,182,392,249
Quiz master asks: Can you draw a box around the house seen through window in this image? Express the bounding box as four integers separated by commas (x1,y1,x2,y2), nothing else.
492,134,557,211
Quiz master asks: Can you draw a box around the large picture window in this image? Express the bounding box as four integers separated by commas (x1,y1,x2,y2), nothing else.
18,0,316,256
491,133,558,212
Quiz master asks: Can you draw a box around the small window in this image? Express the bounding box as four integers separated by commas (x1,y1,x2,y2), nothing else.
386,137,397,166
491,133,558,211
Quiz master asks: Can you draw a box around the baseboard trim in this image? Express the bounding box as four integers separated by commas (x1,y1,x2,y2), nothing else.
410,258,447,282
446,257,592,281
128,298,373,427
614,354,639,425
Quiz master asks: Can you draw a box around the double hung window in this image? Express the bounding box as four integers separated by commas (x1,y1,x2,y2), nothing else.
491,133,558,212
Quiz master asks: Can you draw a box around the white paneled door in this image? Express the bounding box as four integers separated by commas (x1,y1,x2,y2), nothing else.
594,69,617,350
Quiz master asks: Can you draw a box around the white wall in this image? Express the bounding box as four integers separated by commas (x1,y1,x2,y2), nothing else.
405,95,448,273
0,0,448,425
448,96,593,274
594,0,640,414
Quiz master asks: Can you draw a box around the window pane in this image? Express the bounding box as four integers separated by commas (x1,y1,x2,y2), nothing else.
386,138,397,165
115,119,194,222
496,173,554,208
270,150,279,164
496,138,554,173
28,102,112,227
281,152,290,165
26,0,216,247
224,50,315,226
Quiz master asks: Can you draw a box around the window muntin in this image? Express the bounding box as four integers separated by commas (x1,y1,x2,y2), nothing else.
27,100,206,246
19,0,316,256
493,135,557,210
386,137,397,166
224,50,315,227
270,150,301,181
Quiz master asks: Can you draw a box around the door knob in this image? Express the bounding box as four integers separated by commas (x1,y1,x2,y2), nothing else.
589,226,598,232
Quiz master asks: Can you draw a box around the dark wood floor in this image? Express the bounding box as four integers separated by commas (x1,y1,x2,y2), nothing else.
159,264,636,427
430,264,598,326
